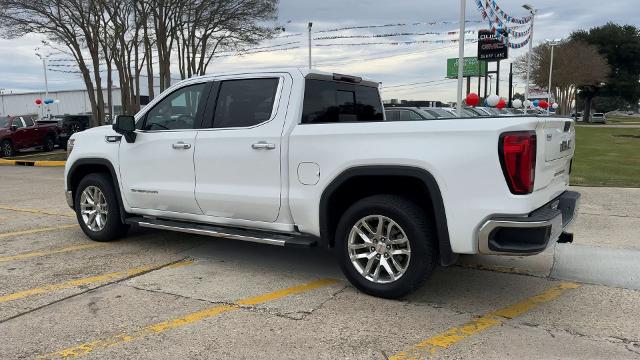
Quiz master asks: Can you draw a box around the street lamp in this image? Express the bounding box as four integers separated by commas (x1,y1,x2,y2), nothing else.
546,38,562,115
522,4,537,101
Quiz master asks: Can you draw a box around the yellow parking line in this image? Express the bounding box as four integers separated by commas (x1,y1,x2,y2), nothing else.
0,205,75,217
0,259,194,304
390,282,581,360
0,243,107,263
0,224,78,239
41,278,338,359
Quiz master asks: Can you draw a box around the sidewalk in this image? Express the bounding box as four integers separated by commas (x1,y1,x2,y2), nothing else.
459,186,640,290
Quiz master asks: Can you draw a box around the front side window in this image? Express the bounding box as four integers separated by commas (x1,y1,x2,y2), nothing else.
12,118,24,128
212,78,280,128
301,79,384,124
143,83,206,130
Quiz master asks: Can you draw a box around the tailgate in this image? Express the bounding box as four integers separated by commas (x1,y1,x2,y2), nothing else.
543,118,575,162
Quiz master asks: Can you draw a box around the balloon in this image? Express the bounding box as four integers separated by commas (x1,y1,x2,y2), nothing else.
44,98,54,105
465,93,480,107
496,98,506,110
539,100,549,109
486,94,500,107
512,99,523,109
533,100,540,107
34,98,42,105
523,100,532,108
54,99,61,104
552,103,559,109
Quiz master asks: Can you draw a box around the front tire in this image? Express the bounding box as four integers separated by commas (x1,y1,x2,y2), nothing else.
335,195,437,299
43,136,55,152
1,140,14,158
75,173,129,242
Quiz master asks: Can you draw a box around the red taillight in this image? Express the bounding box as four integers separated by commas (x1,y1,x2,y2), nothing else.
499,131,536,194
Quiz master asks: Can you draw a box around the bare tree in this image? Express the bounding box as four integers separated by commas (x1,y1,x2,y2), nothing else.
0,0,106,127
175,0,278,79
514,40,609,115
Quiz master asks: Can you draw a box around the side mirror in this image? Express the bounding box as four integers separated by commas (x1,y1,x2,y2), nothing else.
10,125,17,131
112,115,136,143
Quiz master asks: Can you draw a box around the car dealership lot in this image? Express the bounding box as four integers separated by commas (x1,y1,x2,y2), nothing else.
1,167,639,359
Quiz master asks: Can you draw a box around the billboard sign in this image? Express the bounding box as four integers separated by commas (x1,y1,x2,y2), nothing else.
446,57,487,78
478,29,508,61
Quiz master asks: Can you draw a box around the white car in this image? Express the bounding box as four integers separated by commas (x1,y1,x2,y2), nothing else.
64,68,579,298
590,113,606,123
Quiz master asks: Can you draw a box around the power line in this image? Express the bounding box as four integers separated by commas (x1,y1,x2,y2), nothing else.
315,20,484,34
315,39,478,47
383,78,453,89
314,30,477,40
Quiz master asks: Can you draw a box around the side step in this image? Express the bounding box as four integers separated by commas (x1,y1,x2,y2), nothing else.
125,217,318,248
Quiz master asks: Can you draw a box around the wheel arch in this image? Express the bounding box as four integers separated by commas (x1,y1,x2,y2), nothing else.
319,165,456,266
67,158,127,223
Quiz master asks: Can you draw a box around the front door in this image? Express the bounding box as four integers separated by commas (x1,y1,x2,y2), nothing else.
10,118,27,149
118,82,211,214
194,75,290,222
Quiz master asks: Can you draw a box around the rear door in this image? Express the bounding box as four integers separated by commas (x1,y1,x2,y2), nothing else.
22,116,42,146
194,74,290,222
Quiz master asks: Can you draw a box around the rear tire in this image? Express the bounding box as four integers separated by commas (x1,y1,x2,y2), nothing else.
335,195,437,299
1,140,14,158
43,135,55,152
74,173,129,242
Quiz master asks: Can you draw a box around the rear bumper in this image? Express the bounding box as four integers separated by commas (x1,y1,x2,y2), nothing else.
478,191,580,255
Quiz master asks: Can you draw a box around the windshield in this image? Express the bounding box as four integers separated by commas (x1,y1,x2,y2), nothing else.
0,117,9,127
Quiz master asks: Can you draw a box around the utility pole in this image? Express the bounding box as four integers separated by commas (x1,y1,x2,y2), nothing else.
523,4,536,101
508,63,514,107
35,49,51,119
456,0,467,117
308,22,313,69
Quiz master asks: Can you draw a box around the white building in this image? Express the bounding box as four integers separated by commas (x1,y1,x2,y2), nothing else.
0,85,163,119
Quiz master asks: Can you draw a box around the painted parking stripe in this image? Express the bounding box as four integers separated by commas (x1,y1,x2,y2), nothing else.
0,243,107,263
40,278,338,359
0,259,194,304
0,205,75,217
0,224,78,239
390,282,581,360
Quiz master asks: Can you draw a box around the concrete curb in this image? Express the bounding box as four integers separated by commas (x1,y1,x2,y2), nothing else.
458,243,640,290
0,159,66,167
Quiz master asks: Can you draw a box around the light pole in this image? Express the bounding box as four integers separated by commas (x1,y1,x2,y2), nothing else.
308,22,313,69
522,4,537,101
546,39,561,115
35,49,51,119
456,0,467,117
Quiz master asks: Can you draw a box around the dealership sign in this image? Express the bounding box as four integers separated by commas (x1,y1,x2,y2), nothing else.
446,57,487,78
477,29,508,61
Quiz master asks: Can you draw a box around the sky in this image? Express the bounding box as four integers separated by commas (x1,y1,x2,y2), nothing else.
0,0,637,102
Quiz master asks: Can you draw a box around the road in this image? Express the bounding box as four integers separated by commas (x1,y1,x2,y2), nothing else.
0,166,639,359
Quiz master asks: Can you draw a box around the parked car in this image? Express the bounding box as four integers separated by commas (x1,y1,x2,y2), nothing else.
385,107,436,121
64,68,579,299
0,115,60,157
58,114,93,148
590,113,606,124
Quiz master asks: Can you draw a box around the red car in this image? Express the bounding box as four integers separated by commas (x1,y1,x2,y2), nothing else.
0,115,60,157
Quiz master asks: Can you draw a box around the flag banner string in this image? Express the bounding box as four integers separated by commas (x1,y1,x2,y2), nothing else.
315,20,484,34
489,0,533,24
475,0,533,48
315,39,478,47
314,30,476,40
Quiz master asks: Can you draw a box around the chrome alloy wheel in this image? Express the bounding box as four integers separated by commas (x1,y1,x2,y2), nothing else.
79,186,108,231
348,215,411,284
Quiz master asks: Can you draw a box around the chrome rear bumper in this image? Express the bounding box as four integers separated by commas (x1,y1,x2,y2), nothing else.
478,191,580,255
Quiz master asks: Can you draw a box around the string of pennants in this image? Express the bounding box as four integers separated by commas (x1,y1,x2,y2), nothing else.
314,30,476,41
316,39,478,47
474,0,533,49
315,20,484,34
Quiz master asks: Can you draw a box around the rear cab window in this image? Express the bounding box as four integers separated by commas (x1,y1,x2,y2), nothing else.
301,76,384,124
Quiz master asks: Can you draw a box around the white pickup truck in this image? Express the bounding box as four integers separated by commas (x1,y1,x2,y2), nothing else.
64,68,579,298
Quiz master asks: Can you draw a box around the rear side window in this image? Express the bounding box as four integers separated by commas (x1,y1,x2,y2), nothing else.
23,117,35,127
213,78,279,128
302,79,383,124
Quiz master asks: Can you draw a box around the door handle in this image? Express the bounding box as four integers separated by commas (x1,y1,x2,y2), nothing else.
172,142,191,150
251,141,276,150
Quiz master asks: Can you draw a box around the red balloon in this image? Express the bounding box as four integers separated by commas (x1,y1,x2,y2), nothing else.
539,100,549,109
465,93,480,107
496,98,506,110
34,98,43,105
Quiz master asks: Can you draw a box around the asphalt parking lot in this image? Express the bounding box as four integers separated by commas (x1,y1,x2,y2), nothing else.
1,166,639,359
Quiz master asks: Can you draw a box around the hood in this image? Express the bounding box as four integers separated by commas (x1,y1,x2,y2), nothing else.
71,125,115,138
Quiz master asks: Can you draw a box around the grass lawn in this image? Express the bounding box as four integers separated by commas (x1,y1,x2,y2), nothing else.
571,126,640,187
605,115,640,124
8,149,67,161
